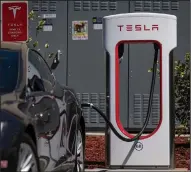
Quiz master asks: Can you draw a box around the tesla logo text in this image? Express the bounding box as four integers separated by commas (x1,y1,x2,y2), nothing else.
8,6,21,19
117,24,159,31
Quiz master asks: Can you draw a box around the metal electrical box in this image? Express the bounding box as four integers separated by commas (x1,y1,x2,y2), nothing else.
67,1,116,129
28,1,68,86
28,1,190,131
126,0,190,131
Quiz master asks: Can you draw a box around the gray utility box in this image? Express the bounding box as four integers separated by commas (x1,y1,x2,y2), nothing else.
28,1,190,131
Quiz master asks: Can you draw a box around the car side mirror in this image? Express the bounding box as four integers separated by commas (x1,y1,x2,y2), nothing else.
51,50,61,70
118,43,124,64
35,78,45,91
28,75,45,92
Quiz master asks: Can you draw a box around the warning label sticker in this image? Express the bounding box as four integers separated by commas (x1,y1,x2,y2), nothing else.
92,17,103,30
72,21,88,40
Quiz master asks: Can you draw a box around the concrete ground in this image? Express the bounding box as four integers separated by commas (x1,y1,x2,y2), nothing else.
85,132,191,137
85,168,188,172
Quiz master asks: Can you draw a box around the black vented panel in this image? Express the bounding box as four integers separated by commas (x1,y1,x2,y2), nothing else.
41,1,49,11
92,1,99,11
32,1,57,12
153,1,161,11
74,1,82,11
100,1,108,10
134,1,143,11
49,1,57,11
73,1,117,11
32,1,40,11
77,93,106,127
171,0,179,10
143,1,152,11
109,1,117,11
134,0,179,11
131,94,160,127
162,0,170,10
83,1,91,11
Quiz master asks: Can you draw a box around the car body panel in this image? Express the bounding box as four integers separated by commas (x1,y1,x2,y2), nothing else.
0,41,85,172
0,110,25,172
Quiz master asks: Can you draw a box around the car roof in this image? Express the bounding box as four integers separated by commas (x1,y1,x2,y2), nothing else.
0,41,28,50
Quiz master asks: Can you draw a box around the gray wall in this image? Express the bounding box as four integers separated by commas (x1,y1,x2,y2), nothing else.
28,1,190,131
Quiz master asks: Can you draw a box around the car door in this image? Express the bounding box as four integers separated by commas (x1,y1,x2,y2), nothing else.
28,50,80,171
27,49,61,171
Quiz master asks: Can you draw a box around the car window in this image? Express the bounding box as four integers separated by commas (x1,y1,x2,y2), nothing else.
28,50,55,91
0,49,20,94
28,49,55,92
28,61,41,80
37,52,55,84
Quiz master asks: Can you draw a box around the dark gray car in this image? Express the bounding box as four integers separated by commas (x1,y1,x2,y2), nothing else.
0,42,85,172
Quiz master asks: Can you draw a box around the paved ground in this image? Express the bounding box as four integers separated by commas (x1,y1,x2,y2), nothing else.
85,168,189,172
85,132,191,137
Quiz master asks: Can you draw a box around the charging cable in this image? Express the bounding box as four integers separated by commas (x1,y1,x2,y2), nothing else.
81,43,159,142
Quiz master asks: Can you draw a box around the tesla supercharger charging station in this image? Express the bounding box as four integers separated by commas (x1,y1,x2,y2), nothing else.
103,13,177,169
